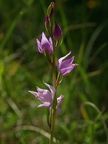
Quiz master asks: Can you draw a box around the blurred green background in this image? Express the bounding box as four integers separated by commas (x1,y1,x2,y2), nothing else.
0,0,108,143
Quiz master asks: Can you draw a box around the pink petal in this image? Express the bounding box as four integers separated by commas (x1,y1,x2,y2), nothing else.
36,39,43,53
38,102,51,108
58,51,71,68
36,86,52,102
60,64,76,75
44,82,55,100
57,95,64,107
28,91,38,97
41,32,52,53
60,56,74,69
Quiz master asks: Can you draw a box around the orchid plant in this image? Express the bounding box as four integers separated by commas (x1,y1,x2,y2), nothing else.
28,2,78,144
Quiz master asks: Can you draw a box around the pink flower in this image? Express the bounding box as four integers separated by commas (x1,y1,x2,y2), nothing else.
28,82,64,114
36,32,53,53
58,51,77,76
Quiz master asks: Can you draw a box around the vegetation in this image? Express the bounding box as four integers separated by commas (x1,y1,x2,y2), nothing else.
0,0,108,143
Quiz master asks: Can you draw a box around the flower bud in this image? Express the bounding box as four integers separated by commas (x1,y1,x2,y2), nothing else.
47,2,54,18
45,15,50,31
53,23,62,40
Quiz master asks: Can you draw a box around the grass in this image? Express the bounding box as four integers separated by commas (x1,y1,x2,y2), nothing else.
0,0,108,143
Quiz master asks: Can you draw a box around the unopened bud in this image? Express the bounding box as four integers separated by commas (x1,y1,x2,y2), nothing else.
45,15,50,30
47,2,54,18
53,23,62,40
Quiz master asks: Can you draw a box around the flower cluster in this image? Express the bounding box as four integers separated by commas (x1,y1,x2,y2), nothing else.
36,32,77,76
29,1,78,115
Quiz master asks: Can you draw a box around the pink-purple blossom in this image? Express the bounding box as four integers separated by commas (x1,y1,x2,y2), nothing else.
58,51,77,76
36,32,53,53
28,82,64,114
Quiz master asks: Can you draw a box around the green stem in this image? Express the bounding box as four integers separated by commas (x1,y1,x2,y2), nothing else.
49,43,57,144
52,49,56,87
49,109,56,144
